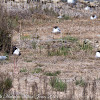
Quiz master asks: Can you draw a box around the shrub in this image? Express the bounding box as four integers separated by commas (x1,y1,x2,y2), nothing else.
50,77,67,91
0,4,16,53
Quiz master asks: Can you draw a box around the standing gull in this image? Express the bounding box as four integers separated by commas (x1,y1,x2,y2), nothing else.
12,46,21,73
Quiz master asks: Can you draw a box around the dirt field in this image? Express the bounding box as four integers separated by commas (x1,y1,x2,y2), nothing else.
1,16,100,100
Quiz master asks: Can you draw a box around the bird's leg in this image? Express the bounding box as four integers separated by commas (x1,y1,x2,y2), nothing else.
14,57,16,73
16,57,19,73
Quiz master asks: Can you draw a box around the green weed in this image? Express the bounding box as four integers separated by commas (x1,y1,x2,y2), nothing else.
50,77,67,91
48,46,71,56
63,15,71,20
20,68,27,73
62,36,78,43
32,68,43,74
75,79,86,87
79,42,92,51
44,71,61,76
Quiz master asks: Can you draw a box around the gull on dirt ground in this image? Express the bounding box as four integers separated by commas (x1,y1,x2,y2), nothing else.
90,15,97,20
95,51,100,58
12,46,21,73
84,6,90,10
52,26,61,34
0,56,7,60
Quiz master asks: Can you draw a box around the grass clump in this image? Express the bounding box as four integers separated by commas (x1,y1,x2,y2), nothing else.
63,15,71,20
44,7,58,16
48,46,71,56
62,36,78,43
22,35,31,40
75,79,86,87
50,77,67,92
32,42,37,49
44,71,61,76
0,73,12,97
79,42,92,51
20,68,27,73
32,68,43,74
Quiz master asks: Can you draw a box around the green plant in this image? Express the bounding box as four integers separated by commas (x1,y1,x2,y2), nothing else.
21,35,31,40
75,79,86,87
20,68,27,73
62,36,78,43
32,68,42,74
48,46,70,56
26,60,32,62
44,71,61,76
50,77,67,91
32,42,37,49
79,42,92,51
0,77,12,97
63,15,71,20
44,7,58,16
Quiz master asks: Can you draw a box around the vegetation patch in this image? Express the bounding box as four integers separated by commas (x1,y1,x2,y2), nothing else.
44,71,61,76
62,36,78,43
44,7,58,17
20,68,27,73
63,15,71,20
22,35,31,40
79,42,93,51
32,42,37,49
48,46,71,56
75,79,86,87
32,68,43,74
0,73,12,97
50,77,67,92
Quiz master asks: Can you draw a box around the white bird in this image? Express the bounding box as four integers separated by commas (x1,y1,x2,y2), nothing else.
90,15,97,20
0,56,7,60
52,26,61,34
57,16,62,19
13,47,21,56
84,6,90,10
67,0,76,4
12,46,21,73
95,51,100,58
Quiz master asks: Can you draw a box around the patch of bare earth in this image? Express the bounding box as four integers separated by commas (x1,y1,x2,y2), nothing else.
1,16,100,99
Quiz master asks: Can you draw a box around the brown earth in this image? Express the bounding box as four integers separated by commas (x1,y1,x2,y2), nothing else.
1,16,100,100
